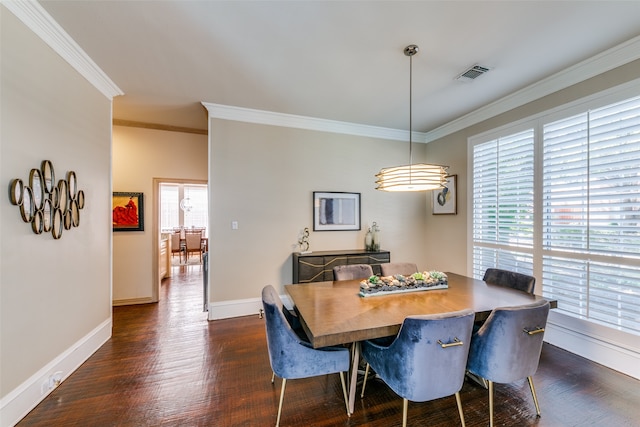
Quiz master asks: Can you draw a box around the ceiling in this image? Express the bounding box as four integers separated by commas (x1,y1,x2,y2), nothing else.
39,1,640,136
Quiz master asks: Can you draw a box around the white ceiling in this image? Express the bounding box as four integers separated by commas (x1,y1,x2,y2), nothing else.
39,1,640,135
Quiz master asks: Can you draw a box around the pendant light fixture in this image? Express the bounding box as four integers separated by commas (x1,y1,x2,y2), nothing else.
375,45,448,192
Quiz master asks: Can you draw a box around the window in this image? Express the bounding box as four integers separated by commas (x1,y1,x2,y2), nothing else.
160,183,208,235
471,91,640,335
472,129,535,279
541,97,640,333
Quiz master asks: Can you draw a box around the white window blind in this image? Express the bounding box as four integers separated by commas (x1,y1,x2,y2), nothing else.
160,184,179,231
542,96,640,333
183,185,208,234
160,183,208,235
472,129,535,279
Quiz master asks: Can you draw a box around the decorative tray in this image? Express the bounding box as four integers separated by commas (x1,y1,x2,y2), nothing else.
359,271,448,297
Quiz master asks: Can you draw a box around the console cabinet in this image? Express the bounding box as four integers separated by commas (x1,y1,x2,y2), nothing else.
292,249,390,283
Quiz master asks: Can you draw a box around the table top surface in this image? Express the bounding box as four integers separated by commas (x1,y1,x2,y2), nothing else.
285,272,557,348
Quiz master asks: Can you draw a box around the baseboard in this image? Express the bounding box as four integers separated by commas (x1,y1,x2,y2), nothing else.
545,313,640,380
0,318,112,427
206,293,296,321
208,297,263,320
113,297,154,306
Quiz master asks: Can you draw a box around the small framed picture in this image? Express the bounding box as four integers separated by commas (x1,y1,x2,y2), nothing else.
313,191,361,231
113,192,144,231
432,175,457,215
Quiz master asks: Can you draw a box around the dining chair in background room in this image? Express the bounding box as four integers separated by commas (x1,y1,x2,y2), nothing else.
170,232,183,264
380,262,419,277
184,230,203,263
360,310,475,427
466,299,550,427
262,285,350,426
333,264,374,281
483,268,536,294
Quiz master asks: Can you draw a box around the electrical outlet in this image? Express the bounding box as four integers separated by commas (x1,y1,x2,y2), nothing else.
41,371,63,395
50,371,63,388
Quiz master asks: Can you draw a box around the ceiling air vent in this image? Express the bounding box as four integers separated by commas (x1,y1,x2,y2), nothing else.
456,64,491,82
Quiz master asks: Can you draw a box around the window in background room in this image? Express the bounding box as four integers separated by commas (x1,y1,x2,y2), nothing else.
160,183,208,236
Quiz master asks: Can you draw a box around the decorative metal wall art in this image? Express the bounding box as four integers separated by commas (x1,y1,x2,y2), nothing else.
8,160,85,239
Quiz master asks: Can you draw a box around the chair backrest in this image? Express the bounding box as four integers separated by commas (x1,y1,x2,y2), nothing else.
262,285,304,378
333,264,374,281
380,262,418,277
483,268,536,294
170,232,181,249
467,299,550,384
184,232,201,250
372,309,475,402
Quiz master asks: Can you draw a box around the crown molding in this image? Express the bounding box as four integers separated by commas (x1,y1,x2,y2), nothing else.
202,102,421,142
2,0,123,99
422,34,640,143
205,34,640,144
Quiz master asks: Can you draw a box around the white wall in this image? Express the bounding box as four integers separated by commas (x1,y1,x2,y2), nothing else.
112,126,207,304
208,119,431,314
1,7,113,425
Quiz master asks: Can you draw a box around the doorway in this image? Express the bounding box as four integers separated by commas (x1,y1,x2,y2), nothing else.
154,178,208,305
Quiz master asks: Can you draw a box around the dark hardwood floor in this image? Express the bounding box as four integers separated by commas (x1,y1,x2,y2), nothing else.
17,265,640,426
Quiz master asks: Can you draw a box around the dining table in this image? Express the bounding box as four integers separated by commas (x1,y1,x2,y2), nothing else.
284,272,557,414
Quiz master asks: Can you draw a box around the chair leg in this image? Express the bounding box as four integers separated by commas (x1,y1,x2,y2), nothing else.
488,380,494,427
339,372,350,417
527,376,541,416
455,391,466,427
276,378,286,427
271,371,275,384
402,398,409,427
360,363,370,398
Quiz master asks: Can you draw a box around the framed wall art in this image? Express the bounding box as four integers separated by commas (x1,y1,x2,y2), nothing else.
113,192,144,231
313,191,361,231
432,175,457,215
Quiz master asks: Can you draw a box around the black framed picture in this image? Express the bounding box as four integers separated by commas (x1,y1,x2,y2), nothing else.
313,191,361,231
112,192,144,231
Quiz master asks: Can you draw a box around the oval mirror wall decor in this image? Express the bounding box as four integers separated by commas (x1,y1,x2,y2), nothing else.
41,160,55,193
8,161,86,238
9,179,24,206
42,198,53,232
29,168,44,212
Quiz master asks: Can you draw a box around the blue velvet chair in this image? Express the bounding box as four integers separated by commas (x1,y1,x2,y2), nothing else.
483,268,536,294
466,299,550,427
360,309,475,427
333,264,373,281
380,262,418,277
262,285,350,426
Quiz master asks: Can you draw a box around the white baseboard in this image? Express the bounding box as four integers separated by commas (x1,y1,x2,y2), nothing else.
545,313,640,380
0,319,112,427
208,297,263,320
207,294,295,321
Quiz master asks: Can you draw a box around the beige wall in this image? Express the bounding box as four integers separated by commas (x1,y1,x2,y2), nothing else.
209,119,431,301
112,126,207,303
424,58,640,275
1,6,112,401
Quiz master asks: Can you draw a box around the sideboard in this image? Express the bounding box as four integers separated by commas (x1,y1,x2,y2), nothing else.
292,249,390,283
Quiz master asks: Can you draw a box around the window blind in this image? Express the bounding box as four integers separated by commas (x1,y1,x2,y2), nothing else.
541,95,640,333
472,129,535,278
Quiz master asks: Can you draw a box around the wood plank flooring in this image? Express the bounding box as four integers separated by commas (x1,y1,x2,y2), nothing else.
17,266,640,426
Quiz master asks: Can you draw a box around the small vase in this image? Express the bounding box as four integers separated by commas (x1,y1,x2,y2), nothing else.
371,222,380,252
365,228,373,251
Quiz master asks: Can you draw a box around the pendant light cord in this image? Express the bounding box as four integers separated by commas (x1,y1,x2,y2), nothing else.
409,50,413,169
